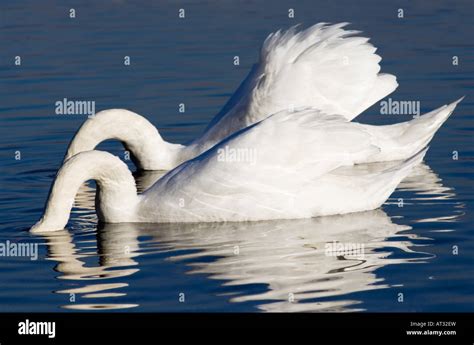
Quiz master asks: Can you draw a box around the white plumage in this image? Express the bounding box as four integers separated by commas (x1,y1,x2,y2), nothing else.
32,109,426,231
31,22,463,232
64,23,404,170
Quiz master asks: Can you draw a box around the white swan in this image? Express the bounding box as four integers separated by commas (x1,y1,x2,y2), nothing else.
64,22,404,170
32,109,427,232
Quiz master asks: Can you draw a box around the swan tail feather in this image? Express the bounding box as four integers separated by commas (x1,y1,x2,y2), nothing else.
362,98,463,163
364,147,428,210
399,97,463,145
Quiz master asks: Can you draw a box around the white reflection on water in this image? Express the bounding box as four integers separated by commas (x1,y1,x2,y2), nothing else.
43,228,139,310
156,210,425,312
37,162,459,311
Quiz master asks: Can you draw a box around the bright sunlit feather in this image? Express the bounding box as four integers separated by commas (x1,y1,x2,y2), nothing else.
32,109,427,231
64,23,402,170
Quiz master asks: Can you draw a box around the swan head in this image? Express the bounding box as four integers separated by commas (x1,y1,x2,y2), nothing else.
31,151,140,233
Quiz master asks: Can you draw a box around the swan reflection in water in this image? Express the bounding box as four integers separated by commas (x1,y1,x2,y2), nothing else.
37,162,462,311
43,227,140,310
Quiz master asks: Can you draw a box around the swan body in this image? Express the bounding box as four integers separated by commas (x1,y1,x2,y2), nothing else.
31,22,463,232
64,22,402,170
32,109,427,232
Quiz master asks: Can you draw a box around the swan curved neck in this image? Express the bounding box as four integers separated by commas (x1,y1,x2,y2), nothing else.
65,109,184,170
31,151,139,232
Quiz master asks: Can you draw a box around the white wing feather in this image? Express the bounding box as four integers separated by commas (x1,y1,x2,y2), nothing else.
194,23,398,151
143,108,382,222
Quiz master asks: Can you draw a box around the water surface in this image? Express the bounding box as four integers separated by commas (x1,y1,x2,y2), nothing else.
0,0,473,312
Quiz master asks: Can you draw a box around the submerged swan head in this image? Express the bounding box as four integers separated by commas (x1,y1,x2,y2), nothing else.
31,151,140,232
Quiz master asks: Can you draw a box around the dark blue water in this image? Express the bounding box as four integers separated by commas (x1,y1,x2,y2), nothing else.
0,0,473,312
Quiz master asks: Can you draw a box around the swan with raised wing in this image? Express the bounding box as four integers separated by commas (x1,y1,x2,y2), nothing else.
32,108,428,232
63,23,462,170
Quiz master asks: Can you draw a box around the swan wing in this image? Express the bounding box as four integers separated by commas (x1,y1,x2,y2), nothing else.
146,108,383,221
196,23,397,148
